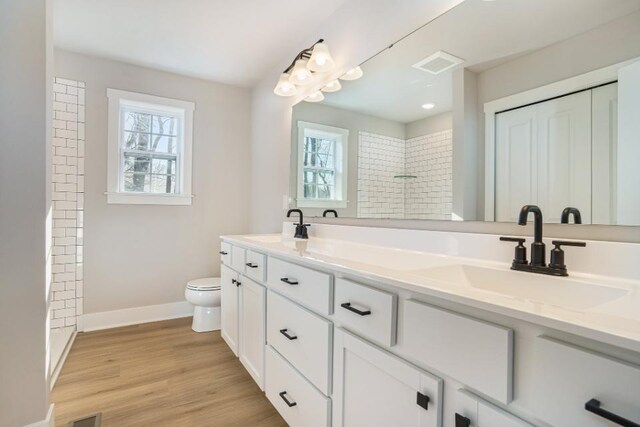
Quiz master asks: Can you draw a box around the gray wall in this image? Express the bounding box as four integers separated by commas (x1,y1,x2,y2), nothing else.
290,102,405,217
0,0,51,425
54,50,252,314
406,112,453,139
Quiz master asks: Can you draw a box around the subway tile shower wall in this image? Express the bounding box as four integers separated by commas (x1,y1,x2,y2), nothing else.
357,130,452,219
50,77,85,329
357,132,406,219
404,129,453,220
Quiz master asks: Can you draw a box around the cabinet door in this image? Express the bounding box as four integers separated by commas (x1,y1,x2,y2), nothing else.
221,264,239,356
333,328,443,427
239,276,266,390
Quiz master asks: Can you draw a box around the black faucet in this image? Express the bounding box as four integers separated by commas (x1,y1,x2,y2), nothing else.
561,207,582,224
322,209,338,218
518,205,545,266
501,205,586,276
286,209,310,239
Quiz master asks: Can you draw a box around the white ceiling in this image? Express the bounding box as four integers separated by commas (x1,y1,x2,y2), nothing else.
53,0,349,87
322,0,640,123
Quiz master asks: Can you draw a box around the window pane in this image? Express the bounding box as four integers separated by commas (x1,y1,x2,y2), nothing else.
316,185,333,199
124,111,151,132
149,135,177,154
124,131,149,150
316,153,334,168
303,170,316,185
124,155,150,173
151,175,176,193
152,116,178,135
123,172,150,192
304,184,316,199
316,139,333,156
151,157,176,175
317,170,335,186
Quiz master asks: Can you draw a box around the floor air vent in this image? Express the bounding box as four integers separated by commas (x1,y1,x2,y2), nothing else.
69,413,102,427
412,50,464,75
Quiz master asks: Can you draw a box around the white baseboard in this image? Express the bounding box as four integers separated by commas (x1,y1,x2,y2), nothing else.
24,404,55,427
50,331,77,390
81,300,194,332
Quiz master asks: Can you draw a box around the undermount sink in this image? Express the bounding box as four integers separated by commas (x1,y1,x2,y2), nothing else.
244,235,283,243
419,264,628,310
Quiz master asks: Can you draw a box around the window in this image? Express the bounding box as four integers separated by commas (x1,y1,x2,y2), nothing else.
297,121,348,208
107,89,195,205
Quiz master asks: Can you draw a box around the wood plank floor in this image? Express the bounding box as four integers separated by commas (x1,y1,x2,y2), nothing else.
52,318,287,427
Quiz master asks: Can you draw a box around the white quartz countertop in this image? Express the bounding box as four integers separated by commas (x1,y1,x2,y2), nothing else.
221,233,640,353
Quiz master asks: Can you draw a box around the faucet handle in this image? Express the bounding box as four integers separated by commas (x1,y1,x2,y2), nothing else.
549,240,586,274
551,240,586,247
500,236,527,265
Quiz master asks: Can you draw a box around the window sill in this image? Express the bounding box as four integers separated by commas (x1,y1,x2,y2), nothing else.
105,192,193,206
296,199,348,209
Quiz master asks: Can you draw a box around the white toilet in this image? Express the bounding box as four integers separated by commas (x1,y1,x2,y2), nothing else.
184,277,221,332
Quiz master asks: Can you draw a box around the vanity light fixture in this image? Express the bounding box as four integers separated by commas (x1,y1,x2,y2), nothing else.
339,66,363,81
289,59,314,85
274,73,298,96
422,103,435,110
308,42,335,72
322,79,342,93
274,39,336,97
304,91,325,103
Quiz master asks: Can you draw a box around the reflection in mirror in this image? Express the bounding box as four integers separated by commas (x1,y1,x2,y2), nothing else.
289,0,640,225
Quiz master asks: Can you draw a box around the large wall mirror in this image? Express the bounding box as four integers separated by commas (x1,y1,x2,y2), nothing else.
289,0,640,225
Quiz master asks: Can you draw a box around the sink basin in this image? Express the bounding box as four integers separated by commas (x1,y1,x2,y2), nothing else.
243,235,283,244
419,264,628,310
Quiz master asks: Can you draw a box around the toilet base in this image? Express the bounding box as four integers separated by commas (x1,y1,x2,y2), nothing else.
192,306,219,333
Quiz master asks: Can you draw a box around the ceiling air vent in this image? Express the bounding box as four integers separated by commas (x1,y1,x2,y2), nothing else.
412,51,464,75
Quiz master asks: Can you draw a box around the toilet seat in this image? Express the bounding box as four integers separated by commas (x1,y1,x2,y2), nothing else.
187,277,221,291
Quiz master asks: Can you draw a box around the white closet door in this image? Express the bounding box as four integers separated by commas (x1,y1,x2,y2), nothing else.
536,90,592,223
221,264,239,356
495,105,538,222
591,83,618,225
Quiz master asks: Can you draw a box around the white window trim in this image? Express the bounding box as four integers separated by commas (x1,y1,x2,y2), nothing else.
106,88,195,205
297,121,349,208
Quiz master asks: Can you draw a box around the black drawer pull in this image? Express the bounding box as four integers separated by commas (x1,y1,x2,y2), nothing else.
219,251,228,255
455,413,471,427
279,391,297,407
235,280,241,287
585,399,640,427
416,392,430,410
280,277,299,285
341,302,371,316
231,279,236,284
245,262,258,268
279,328,298,340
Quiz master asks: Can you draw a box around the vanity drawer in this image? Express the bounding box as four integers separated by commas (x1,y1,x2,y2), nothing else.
402,299,514,404
267,257,332,315
532,336,640,427
334,278,397,347
265,345,330,427
455,389,532,427
231,245,246,273
267,290,332,395
219,241,231,265
244,249,266,283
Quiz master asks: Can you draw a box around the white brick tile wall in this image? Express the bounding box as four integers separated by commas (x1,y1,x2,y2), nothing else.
50,77,85,331
357,129,453,220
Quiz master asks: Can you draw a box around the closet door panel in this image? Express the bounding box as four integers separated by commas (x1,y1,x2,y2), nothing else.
536,90,592,223
495,106,538,222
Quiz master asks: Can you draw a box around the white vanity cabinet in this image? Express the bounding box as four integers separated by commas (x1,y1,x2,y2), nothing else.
221,264,239,355
455,389,532,427
220,249,267,390
239,277,266,390
333,329,443,427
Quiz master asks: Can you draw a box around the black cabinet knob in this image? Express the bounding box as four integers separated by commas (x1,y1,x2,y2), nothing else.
455,413,471,427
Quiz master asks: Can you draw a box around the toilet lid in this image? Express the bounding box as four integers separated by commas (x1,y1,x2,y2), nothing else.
187,277,221,291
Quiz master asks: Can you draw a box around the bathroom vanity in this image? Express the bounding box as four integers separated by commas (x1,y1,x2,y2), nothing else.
219,224,640,427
